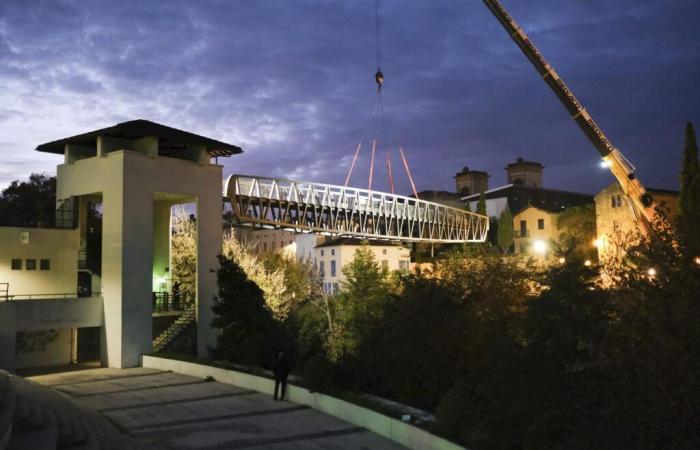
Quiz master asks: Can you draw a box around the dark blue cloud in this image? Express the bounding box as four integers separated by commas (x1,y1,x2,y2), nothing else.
0,0,698,195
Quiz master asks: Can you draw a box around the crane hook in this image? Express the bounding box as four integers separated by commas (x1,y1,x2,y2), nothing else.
375,69,384,92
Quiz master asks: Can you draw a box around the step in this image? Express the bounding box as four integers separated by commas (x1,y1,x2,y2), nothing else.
8,403,58,450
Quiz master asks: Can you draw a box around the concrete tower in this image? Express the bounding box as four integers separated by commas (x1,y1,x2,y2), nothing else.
454,166,489,195
506,157,544,188
38,120,241,368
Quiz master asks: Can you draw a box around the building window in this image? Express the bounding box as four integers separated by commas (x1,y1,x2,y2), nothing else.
382,249,387,255
382,260,389,270
333,283,339,294
331,249,335,256
520,220,527,236
321,250,324,256
399,260,409,271
330,260,336,277
40,259,50,271
538,219,545,230
611,195,622,208
26,259,36,270
11,259,21,270
319,261,325,277
263,242,267,251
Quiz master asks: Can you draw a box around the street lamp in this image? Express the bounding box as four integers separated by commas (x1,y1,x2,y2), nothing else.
558,257,566,264
584,260,592,267
533,239,547,255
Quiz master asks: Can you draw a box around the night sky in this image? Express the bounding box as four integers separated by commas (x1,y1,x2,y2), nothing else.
1,0,698,195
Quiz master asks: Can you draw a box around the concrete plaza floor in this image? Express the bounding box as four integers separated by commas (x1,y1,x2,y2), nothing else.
27,367,407,449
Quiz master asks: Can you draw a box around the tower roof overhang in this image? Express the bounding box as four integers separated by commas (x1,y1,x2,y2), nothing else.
35,119,242,157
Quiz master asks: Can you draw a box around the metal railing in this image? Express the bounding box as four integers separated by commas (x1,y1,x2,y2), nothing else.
152,291,189,313
224,174,489,243
0,291,101,302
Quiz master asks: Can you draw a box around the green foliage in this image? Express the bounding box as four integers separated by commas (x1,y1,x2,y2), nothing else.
555,204,596,260
171,207,197,302
477,189,487,215
210,254,282,367
0,174,56,227
496,207,514,253
326,243,392,364
679,122,700,256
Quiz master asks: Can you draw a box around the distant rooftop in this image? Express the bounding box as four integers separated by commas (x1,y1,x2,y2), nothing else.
315,238,403,248
35,119,242,158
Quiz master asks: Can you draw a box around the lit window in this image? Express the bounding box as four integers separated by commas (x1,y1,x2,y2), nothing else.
331,260,336,277
538,219,544,230
40,259,50,271
11,259,21,270
26,259,36,270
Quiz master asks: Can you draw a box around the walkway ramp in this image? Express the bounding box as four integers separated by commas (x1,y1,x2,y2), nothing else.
225,175,489,243
22,367,406,449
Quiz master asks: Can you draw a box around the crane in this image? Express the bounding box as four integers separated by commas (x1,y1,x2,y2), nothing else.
482,0,660,235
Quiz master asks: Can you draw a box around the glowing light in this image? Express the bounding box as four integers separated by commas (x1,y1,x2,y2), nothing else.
592,238,603,248
695,256,700,266
600,158,612,168
647,268,657,277
584,260,592,267
532,240,547,254
558,257,566,264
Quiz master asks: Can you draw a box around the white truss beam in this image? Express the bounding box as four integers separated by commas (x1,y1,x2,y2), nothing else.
224,175,489,243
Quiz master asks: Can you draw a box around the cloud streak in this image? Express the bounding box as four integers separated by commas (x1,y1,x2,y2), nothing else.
0,0,698,195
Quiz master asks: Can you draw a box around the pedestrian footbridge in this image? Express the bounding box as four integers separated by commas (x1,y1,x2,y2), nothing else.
224,175,489,243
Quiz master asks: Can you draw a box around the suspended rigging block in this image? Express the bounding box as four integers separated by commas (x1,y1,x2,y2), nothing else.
224,174,489,243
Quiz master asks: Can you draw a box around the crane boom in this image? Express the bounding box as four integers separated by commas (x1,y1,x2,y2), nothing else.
482,0,658,233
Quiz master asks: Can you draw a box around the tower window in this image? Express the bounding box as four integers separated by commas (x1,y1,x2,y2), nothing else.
11,259,21,270
40,259,51,270
26,259,36,270
538,219,545,230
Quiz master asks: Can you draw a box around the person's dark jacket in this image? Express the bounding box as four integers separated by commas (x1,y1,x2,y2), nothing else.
273,358,290,381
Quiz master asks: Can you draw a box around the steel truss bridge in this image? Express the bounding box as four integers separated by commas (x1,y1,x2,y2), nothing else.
224,175,489,243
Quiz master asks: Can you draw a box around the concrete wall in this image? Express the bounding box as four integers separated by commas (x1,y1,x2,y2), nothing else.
143,356,465,450
0,297,103,371
0,227,79,297
14,328,72,369
57,149,222,368
513,206,560,256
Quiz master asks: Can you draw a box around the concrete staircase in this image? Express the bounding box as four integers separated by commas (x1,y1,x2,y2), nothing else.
152,303,196,353
0,370,142,450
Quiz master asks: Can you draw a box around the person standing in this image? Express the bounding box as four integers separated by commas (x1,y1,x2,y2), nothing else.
273,352,290,401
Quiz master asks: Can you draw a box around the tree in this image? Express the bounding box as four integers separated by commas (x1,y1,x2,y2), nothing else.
555,204,596,260
679,122,700,256
222,231,288,319
0,174,56,227
170,207,197,302
210,254,280,367
326,243,391,363
496,207,514,253
477,190,487,216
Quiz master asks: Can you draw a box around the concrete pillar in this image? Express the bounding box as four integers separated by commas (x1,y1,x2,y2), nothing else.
0,303,16,371
152,202,172,292
196,194,221,357
101,179,153,368
134,137,159,158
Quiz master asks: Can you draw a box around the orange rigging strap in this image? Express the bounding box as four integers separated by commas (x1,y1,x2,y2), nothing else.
368,139,377,191
344,142,362,187
399,146,419,199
